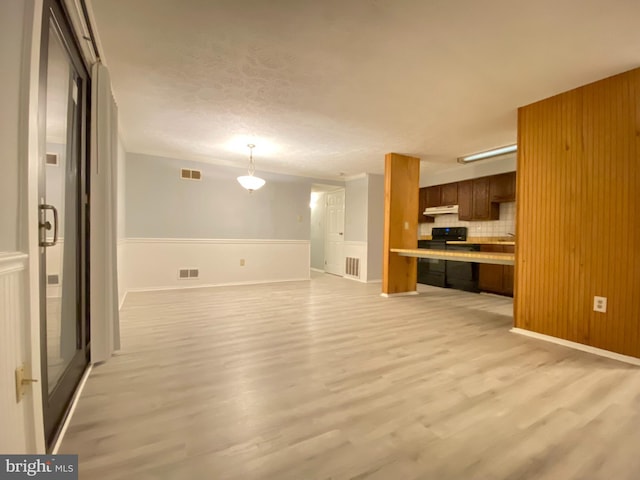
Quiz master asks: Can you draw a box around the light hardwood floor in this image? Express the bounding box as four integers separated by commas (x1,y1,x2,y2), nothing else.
60,273,640,479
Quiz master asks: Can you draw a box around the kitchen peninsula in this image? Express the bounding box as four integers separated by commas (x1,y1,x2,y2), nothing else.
390,247,514,265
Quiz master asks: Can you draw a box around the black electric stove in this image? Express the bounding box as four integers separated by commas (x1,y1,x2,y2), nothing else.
417,227,480,292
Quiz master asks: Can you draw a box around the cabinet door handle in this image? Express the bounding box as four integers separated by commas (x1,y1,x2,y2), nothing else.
39,204,59,247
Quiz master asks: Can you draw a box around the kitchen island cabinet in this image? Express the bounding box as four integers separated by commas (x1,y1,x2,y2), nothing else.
479,244,515,296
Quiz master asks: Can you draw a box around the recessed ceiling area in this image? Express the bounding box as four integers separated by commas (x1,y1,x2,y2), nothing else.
90,0,640,180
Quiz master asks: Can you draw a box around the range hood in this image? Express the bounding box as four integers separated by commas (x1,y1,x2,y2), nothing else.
423,205,459,215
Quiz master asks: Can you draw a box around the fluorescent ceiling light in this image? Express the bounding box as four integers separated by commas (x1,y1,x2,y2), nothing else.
458,144,517,163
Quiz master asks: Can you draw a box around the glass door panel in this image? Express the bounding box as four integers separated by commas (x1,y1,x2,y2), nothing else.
39,0,89,449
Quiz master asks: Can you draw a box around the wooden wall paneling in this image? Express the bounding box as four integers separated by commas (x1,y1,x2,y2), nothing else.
515,67,640,358
382,153,420,294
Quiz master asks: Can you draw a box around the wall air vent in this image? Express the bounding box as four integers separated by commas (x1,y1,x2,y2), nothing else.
180,168,202,180
345,257,360,278
178,268,199,279
46,153,59,166
47,274,60,285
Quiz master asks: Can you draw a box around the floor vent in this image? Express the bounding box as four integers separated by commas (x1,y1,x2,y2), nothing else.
178,268,199,279
345,257,360,278
180,168,202,180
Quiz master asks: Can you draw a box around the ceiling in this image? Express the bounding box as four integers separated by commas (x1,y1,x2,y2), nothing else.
90,0,640,180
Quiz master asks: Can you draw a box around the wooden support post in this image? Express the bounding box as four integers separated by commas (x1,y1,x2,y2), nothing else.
382,153,420,295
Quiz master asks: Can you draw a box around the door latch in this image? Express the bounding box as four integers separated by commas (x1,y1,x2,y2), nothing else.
15,365,38,403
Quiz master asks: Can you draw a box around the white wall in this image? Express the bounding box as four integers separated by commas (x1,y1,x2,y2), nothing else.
0,0,45,454
345,176,368,242
125,239,309,291
366,174,384,282
420,154,516,187
119,153,340,292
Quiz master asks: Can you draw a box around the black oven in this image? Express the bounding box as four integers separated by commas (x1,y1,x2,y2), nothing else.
417,227,479,292
417,239,446,287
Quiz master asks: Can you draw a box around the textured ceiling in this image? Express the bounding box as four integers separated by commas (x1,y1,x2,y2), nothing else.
90,0,640,179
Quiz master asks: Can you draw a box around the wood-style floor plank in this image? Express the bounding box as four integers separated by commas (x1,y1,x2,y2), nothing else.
60,273,640,479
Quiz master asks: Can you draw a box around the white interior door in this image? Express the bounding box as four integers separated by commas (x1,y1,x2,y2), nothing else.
324,190,345,276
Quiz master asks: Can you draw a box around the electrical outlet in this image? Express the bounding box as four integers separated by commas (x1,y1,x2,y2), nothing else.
240,259,245,266
404,221,409,230
593,296,607,313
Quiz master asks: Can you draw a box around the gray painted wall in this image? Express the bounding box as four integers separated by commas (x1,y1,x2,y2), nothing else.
344,177,368,242
0,0,27,252
310,192,325,270
366,174,384,281
126,153,318,240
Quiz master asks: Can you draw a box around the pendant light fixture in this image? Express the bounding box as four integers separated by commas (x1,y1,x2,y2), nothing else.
237,143,266,192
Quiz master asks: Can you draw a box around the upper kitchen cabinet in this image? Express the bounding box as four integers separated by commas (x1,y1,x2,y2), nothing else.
472,177,499,220
425,183,458,208
425,186,441,208
458,180,473,220
441,182,458,205
459,178,499,221
490,171,516,203
418,187,434,223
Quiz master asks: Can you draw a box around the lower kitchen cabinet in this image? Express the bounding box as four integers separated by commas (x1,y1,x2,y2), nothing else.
478,245,514,296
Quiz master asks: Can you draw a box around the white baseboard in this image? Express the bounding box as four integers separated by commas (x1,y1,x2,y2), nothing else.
380,291,419,297
367,279,382,284
510,328,640,366
310,268,325,273
51,364,93,454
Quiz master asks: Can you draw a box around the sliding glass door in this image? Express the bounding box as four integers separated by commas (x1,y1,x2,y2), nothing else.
39,0,90,449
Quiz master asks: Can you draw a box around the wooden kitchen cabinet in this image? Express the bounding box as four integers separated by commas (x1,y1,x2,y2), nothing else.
425,186,441,208
490,172,516,203
418,187,434,223
457,180,473,220
502,245,515,296
472,177,500,220
441,182,458,205
479,245,514,296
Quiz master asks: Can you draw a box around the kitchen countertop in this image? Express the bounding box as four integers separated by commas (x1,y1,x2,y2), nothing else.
390,248,515,265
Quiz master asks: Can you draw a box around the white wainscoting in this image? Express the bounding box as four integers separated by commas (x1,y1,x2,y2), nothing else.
0,253,37,453
343,241,368,283
121,238,311,293
117,239,127,309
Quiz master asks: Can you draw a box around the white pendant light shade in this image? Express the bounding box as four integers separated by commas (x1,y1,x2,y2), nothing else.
237,174,265,192
237,143,266,192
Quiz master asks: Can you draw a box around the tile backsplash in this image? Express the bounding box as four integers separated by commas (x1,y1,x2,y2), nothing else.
419,202,516,237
